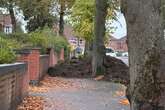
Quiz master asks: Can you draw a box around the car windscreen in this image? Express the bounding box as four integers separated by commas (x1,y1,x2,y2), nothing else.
106,48,114,53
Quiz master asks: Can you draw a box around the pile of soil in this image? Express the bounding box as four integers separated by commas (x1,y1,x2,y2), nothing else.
48,57,92,78
48,56,129,85
103,56,129,85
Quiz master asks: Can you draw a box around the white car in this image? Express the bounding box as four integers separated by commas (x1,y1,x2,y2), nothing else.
106,52,116,57
106,48,116,57
122,52,128,57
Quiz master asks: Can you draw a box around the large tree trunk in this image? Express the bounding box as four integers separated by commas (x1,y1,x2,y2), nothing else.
92,0,108,76
122,0,165,109
163,0,165,29
84,41,93,58
59,5,64,36
9,4,16,33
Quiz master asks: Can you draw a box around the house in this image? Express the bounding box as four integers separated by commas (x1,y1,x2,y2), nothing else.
107,36,128,52
0,14,13,34
53,24,85,53
64,25,85,50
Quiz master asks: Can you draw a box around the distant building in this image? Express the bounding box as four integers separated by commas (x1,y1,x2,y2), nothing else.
53,24,85,53
108,36,128,52
64,25,85,51
0,14,13,34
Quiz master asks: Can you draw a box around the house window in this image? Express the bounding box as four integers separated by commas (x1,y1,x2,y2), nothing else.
79,39,83,44
5,26,10,34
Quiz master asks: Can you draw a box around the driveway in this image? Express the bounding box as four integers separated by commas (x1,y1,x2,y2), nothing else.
30,76,130,110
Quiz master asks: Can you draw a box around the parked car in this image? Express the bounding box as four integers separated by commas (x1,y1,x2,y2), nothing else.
106,48,116,57
116,51,123,57
122,52,128,57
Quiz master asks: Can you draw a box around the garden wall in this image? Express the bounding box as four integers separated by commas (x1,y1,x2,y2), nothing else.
0,48,64,110
0,63,27,110
39,55,49,80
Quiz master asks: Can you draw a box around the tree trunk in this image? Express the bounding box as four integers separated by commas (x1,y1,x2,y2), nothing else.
162,0,165,29
123,0,165,109
92,0,108,76
84,41,93,58
59,5,64,36
9,4,16,33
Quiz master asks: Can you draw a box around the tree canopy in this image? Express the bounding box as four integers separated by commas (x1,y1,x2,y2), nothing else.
69,0,119,42
18,0,57,32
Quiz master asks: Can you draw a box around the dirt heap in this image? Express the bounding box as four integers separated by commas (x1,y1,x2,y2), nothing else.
48,56,129,85
48,57,91,78
103,56,129,85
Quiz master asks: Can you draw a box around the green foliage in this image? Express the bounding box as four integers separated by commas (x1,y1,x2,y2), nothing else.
69,0,95,41
18,0,57,32
6,33,31,48
69,0,119,42
29,28,69,54
0,37,16,64
52,0,75,15
28,32,49,53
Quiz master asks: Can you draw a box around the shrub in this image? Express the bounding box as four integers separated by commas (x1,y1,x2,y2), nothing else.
0,37,16,64
28,28,69,55
8,33,31,47
28,32,49,53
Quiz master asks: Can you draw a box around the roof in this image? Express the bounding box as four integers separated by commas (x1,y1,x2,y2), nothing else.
110,35,127,41
118,36,127,41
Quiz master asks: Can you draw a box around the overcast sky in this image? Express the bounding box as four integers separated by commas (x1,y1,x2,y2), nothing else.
111,12,127,39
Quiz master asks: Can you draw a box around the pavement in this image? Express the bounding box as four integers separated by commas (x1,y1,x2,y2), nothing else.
31,77,130,110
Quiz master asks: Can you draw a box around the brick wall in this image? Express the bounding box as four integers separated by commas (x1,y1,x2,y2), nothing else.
39,55,49,80
60,48,65,61
0,63,27,110
0,48,65,109
17,48,64,85
49,48,58,67
17,48,40,85
108,36,128,52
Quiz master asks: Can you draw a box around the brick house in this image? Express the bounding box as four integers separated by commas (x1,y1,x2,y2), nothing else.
107,36,128,52
53,25,85,53
0,14,13,34
64,25,85,50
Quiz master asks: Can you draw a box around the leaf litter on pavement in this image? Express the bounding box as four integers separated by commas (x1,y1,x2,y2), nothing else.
17,75,130,110
17,75,83,110
17,96,44,110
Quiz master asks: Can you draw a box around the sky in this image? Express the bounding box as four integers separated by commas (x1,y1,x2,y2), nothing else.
111,12,127,39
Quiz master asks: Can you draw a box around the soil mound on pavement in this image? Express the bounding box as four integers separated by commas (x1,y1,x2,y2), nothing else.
48,56,129,85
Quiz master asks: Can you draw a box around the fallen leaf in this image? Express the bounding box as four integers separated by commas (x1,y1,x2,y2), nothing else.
119,99,130,105
94,75,104,81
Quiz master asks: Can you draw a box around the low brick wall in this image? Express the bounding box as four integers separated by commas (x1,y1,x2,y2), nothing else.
0,63,27,110
39,55,49,80
0,48,65,109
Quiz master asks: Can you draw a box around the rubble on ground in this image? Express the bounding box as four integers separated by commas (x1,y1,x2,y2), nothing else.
48,56,129,85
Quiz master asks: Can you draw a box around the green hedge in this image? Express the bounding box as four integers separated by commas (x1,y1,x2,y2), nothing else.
28,28,69,54
0,28,70,64
0,37,17,64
